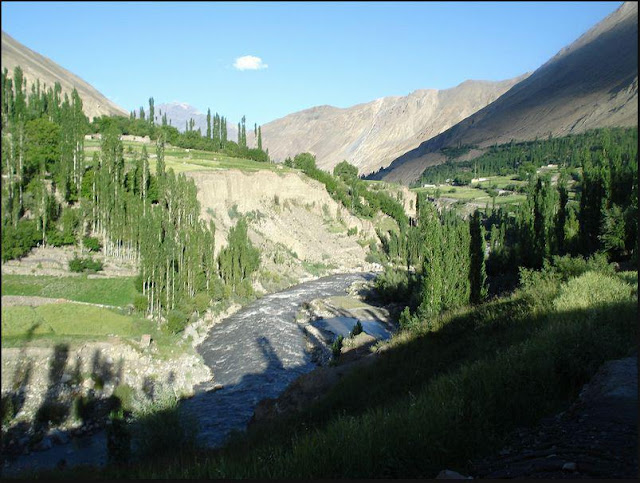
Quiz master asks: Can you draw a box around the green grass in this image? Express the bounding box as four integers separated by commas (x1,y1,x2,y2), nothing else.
1,275,138,307
302,261,336,277
413,185,526,207
1,302,185,358
2,303,143,340
85,139,292,175
375,215,400,234
41,265,637,479
472,174,525,189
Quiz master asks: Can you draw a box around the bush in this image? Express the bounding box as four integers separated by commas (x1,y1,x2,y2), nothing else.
83,236,102,252
194,292,211,314
167,310,188,334
398,306,417,331
46,229,75,247
350,321,363,337
133,294,148,313
331,335,344,359
547,253,614,282
1,219,42,261
113,384,136,413
69,256,103,273
553,271,634,312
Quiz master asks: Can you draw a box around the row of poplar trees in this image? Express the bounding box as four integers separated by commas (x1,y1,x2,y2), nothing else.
1,67,260,320
380,127,637,328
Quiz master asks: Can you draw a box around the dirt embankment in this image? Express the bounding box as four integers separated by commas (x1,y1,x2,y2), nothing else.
186,169,382,288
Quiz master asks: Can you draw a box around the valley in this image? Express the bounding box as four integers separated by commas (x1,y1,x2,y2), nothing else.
1,1,637,479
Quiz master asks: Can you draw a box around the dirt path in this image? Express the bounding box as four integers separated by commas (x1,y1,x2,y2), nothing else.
469,355,638,479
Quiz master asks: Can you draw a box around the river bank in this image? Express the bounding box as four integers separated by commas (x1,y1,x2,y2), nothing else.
1,272,378,476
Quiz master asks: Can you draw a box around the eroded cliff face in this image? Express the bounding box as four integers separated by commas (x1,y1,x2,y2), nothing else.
185,169,383,289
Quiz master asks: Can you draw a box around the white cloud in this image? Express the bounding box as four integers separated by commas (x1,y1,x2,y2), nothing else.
233,55,268,71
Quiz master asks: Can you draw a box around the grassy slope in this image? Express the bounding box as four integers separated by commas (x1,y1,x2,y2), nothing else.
1,274,138,307
50,267,637,479
85,139,294,174
0,273,187,354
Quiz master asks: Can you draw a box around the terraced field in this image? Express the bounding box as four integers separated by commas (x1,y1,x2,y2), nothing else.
84,139,294,174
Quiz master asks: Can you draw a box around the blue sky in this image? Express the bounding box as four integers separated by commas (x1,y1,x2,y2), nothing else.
2,1,622,126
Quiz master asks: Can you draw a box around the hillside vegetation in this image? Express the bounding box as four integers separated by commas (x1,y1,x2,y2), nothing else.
41,262,637,478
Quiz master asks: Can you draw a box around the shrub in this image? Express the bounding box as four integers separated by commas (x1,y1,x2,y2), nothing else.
1,219,42,261
69,256,103,273
133,294,148,313
194,292,211,314
331,335,344,359
167,310,188,334
398,306,416,331
113,384,136,413
547,253,614,282
46,229,75,247
347,227,358,236
83,236,102,252
350,321,363,337
553,271,634,313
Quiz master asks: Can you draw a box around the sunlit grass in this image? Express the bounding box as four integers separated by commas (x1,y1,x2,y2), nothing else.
1,274,138,307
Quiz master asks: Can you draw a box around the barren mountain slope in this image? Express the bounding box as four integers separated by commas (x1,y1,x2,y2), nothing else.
374,1,638,184
251,77,525,176
1,31,127,120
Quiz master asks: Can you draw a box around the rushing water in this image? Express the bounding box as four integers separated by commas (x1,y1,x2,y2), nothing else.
180,272,375,448
2,272,376,475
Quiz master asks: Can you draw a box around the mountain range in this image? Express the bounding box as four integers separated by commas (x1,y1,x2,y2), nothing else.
1,31,127,120
152,102,238,140
2,1,636,184
250,76,527,175
370,1,638,184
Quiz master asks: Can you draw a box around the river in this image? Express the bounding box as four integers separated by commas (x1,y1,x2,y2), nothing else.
181,272,375,447
2,272,375,475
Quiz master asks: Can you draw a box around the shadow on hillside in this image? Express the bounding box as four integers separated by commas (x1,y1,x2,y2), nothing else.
177,334,305,450
233,297,637,463
1,341,130,460
6,293,638,478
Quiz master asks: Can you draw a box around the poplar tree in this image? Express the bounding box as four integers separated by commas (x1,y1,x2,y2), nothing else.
555,172,568,254
148,97,154,125
206,108,211,139
241,115,247,148
469,210,488,304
